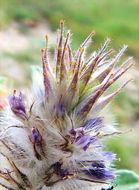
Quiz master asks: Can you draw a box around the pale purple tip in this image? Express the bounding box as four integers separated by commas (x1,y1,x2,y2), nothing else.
75,134,95,151
31,128,42,143
84,167,115,181
8,91,27,120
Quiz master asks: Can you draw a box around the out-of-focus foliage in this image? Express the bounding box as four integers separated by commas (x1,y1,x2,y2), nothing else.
115,170,139,190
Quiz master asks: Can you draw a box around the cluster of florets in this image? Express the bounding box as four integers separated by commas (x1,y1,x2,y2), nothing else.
0,21,132,190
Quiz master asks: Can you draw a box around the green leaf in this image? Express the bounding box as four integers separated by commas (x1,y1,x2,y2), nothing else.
114,170,139,190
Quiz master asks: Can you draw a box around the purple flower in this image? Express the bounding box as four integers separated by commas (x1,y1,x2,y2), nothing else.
54,101,65,117
57,102,65,115
84,167,114,181
8,91,27,120
31,127,42,144
82,117,103,131
75,134,96,151
103,152,116,162
69,125,98,151
70,128,84,137
92,162,105,168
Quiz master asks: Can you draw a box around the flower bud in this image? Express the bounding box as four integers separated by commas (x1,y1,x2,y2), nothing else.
8,90,27,120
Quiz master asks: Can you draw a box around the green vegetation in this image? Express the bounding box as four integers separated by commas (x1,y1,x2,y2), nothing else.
115,170,139,190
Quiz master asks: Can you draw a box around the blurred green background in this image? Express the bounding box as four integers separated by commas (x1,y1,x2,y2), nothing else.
0,0,139,172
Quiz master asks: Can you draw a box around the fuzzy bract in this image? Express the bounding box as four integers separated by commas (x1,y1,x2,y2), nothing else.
0,21,133,190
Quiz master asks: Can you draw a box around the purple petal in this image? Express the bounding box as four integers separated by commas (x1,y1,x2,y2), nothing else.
84,167,115,180
54,101,65,117
104,152,116,162
58,102,65,114
8,91,27,120
31,128,42,143
75,134,95,151
92,162,105,168
82,117,103,131
70,128,84,137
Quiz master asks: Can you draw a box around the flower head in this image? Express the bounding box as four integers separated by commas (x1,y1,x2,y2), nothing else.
0,21,133,190
8,90,27,120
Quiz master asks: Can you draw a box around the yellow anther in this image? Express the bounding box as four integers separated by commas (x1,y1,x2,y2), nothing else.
97,131,104,137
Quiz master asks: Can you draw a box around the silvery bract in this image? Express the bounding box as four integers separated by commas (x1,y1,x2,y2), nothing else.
0,21,133,190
